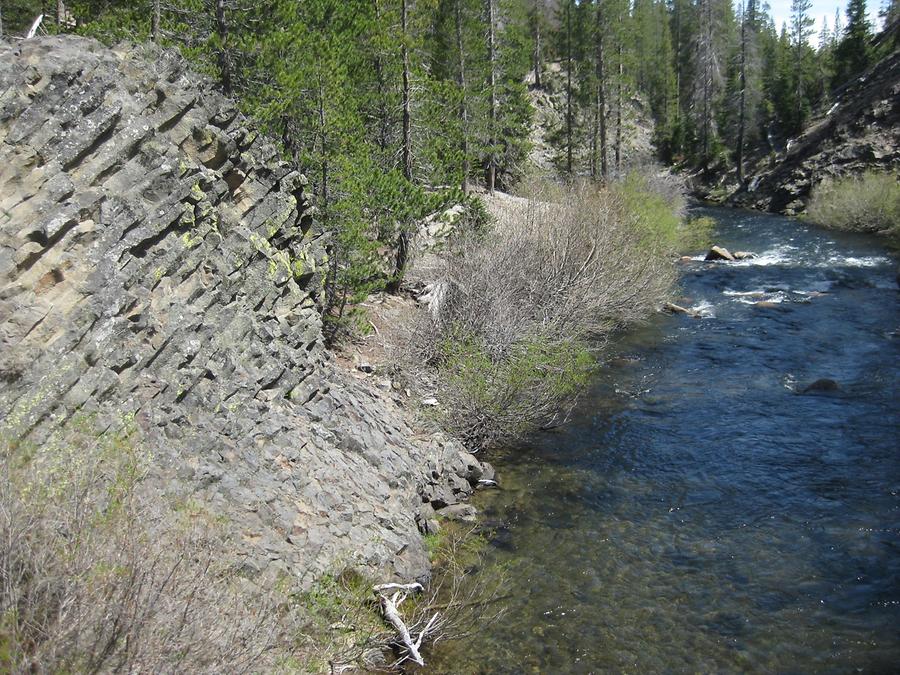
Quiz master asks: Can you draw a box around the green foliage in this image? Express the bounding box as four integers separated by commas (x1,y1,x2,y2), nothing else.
806,171,900,243
678,215,717,253
833,0,873,86
614,172,683,249
432,331,596,448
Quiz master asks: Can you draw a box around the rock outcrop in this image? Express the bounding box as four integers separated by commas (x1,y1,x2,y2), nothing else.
0,36,488,586
729,49,900,214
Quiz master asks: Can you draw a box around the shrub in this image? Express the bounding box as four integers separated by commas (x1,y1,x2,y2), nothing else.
0,418,287,673
402,179,677,449
806,171,900,242
678,215,717,253
433,335,597,449
613,169,688,247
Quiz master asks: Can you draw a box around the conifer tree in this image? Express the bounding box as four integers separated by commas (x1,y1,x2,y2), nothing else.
834,0,873,86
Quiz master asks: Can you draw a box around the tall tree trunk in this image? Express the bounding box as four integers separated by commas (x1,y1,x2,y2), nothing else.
390,0,413,291
565,0,573,175
317,78,336,314
674,0,681,127
152,0,161,43
593,0,608,181
701,0,712,166
736,0,747,182
455,0,470,193
214,0,232,94
56,0,65,30
373,0,391,152
532,2,542,88
317,81,329,218
487,0,497,194
615,43,623,171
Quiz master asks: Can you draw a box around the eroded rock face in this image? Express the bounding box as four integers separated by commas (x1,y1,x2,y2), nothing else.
730,49,900,214
0,36,488,586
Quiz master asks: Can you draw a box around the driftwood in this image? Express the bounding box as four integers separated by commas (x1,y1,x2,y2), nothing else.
663,302,700,318
26,14,44,39
374,583,439,667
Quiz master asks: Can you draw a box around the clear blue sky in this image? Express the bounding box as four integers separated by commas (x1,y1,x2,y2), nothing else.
766,0,885,45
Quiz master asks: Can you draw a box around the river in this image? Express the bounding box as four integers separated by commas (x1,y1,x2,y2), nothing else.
431,207,900,673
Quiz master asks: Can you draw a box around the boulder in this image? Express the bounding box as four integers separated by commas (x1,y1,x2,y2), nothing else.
733,251,756,260
436,503,478,523
705,246,735,261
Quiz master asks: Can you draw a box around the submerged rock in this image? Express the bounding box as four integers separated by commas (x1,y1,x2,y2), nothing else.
800,378,840,394
705,246,735,261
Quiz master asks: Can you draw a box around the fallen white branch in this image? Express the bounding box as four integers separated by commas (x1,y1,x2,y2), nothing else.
372,582,423,593
374,582,438,667
26,15,44,39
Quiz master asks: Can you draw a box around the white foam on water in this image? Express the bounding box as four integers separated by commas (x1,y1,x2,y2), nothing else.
723,288,768,297
730,245,796,267
733,291,788,305
689,300,716,317
825,255,892,268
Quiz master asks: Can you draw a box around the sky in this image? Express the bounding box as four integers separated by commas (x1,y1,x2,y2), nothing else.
767,0,886,45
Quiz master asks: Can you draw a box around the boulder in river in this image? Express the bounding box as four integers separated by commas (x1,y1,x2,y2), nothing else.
800,378,840,394
705,246,735,261
733,251,756,260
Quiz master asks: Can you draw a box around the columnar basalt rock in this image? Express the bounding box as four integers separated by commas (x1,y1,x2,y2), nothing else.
0,36,489,586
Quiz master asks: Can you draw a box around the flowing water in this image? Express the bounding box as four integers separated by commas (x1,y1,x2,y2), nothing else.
431,207,900,673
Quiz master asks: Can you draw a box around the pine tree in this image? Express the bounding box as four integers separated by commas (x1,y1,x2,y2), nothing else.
834,0,873,86
788,0,814,133
692,0,725,167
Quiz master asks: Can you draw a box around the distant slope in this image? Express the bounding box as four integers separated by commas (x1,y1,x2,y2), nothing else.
524,61,656,178
728,49,900,214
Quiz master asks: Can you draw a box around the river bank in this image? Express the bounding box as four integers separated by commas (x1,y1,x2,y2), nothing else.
430,206,900,672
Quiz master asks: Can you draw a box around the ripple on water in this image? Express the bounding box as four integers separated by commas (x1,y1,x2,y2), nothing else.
429,207,900,673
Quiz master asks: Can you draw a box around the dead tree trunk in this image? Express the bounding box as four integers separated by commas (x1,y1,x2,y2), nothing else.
593,0,608,181
736,0,747,182
455,0,470,193
615,43,623,172
486,0,497,194
374,583,438,668
152,0,161,43
214,0,232,94
389,0,413,291
56,0,65,30
532,1,543,88
565,0,573,176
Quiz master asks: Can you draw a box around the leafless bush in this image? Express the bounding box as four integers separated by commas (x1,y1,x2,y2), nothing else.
400,180,677,448
0,422,294,673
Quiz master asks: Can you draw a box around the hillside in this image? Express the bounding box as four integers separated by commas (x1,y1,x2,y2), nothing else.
727,48,900,215
0,36,489,588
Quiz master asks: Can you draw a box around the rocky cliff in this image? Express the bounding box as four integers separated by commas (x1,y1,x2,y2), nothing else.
0,36,489,586
728,48,900,214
